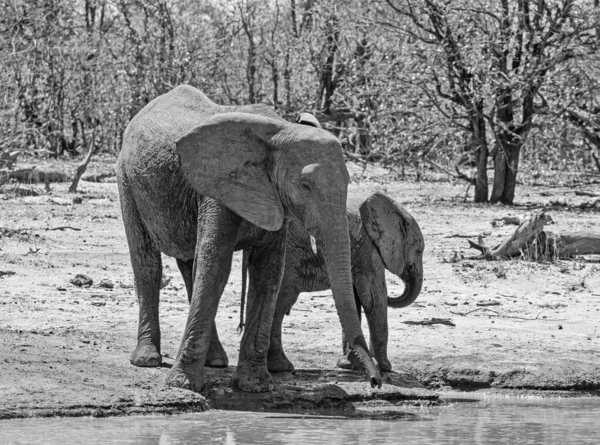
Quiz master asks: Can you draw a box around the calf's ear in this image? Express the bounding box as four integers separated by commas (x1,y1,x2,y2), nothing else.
359,192,419,277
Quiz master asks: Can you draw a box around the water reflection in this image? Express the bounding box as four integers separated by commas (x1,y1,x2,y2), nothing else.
2,397,600,444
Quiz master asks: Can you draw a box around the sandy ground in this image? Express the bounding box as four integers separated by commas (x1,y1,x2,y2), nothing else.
1,159,599,418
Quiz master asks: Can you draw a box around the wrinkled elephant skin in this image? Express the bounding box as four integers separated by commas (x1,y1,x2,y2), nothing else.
117,85,381,393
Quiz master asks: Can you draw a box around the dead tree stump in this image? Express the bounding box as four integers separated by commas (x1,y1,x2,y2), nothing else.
468,212,600,260
469,211,554,259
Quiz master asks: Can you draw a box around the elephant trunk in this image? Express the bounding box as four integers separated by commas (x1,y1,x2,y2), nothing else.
388,264,423,308
318,206,382,388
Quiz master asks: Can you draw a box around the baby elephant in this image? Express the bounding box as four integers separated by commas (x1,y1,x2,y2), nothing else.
266,191,424,373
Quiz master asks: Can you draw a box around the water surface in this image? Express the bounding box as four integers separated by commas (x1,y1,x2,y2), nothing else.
3,397,600,444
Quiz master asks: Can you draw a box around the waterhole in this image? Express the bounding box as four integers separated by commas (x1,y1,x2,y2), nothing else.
2,396,600,444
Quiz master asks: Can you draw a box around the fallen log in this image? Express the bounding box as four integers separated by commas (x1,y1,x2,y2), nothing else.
539,231,600,258
0,184,43,197
81,173,116,183
575,190,600,198
468,211,600,260
2,168,69,183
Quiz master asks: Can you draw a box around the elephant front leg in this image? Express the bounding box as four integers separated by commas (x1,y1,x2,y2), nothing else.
233,228,288,392
205,320,229,368
166,207,240,392
267,283,299,372
176,259,228,368
339,272,392,373
366,311,391,372
336,286,363,371
361,279,392,372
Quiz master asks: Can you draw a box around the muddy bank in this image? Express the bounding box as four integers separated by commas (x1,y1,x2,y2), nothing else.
0,367,436,420
1,162,599,418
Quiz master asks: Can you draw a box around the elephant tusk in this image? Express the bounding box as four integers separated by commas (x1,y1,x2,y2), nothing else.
310,235,318,255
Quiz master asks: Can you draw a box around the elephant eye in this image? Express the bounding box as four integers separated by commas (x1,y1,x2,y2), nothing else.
300,180,313,193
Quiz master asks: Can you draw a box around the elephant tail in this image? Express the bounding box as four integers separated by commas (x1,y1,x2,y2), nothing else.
237,249,249,334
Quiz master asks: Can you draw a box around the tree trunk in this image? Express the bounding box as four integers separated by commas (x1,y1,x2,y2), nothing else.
318,14,340,113
490,144,506,204
246,36,257,104
271,62,279,107
501,142,520,204
471,102,488,203
240,4,258,104
284,50,292,113
490,130,521,204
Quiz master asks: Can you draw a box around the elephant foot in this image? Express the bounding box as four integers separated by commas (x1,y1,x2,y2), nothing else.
336,353,361,371
130,343,162,367
337,352,392,373
205,355,228,368
231,361,274,393
375,357,392,373
267,348,295,372
165,362,204,393
205,343,229,368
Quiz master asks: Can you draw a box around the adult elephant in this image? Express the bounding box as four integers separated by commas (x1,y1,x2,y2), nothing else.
117,85,381,393
239,192,424,374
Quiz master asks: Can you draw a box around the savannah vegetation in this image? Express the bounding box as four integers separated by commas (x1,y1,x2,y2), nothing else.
1,0,599,204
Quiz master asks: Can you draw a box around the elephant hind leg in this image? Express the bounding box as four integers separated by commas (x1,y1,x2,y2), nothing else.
122,200,163,368
176,259,229,368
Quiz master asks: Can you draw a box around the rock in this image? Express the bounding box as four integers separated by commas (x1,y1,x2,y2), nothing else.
477,301,501,307
70,274,93,287
98,279,114,289
48,197,72,206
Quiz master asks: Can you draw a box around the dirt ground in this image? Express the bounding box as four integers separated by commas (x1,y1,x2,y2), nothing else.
1,158,600,419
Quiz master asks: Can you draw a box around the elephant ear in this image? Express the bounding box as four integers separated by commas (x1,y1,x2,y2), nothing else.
359,192,416,277
176,112,285,231
296,112,322,129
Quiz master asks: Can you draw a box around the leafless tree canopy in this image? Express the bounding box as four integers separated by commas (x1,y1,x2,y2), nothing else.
1,0,598,203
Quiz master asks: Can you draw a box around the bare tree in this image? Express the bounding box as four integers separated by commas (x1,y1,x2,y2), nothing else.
384,0,598,203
